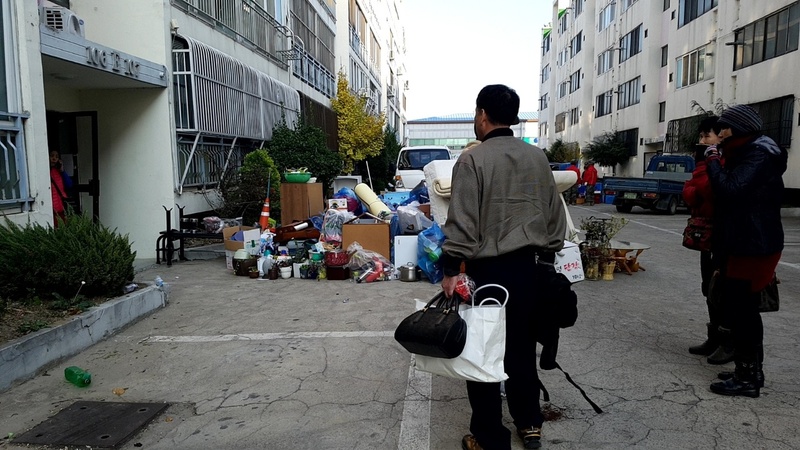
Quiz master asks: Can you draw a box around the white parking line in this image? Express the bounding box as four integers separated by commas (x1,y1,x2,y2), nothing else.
398,362,432,450
141,331,394,343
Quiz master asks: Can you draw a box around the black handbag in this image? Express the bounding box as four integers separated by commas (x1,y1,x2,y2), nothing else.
759,274,780,313
394,292,467,359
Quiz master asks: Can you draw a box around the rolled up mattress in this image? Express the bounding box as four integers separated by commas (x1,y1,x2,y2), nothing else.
552,171,578,194
354,183,392,218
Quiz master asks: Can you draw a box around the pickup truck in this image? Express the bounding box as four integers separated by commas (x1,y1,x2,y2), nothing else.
602,155,695,215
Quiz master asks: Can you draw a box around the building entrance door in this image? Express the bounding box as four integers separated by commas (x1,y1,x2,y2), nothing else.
46,111,99,222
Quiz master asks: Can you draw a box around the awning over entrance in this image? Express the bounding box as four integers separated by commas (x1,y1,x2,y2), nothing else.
39,26,168,89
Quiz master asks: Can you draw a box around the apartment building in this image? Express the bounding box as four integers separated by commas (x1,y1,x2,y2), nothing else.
1,0,406,262
539,0,799,200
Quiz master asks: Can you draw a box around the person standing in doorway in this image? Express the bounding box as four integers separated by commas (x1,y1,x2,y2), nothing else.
440,84,567,450
582,162,598,206
705,105,786,398
49,150,73,226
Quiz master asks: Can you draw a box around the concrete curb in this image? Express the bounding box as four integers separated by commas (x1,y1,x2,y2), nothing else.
0,286,166,393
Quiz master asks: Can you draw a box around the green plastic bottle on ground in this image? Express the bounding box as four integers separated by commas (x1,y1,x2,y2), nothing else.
64,366,91,387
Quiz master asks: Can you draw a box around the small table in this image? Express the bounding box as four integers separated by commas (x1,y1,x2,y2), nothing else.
609,240,651,275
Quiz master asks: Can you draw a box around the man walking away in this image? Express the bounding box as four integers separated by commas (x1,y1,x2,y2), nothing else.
582,162,598,206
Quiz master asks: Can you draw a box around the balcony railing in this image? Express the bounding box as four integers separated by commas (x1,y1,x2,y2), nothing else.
0,112,33,211
172,0,287,66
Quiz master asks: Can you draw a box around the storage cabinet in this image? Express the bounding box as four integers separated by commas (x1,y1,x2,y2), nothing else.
280,183,324,223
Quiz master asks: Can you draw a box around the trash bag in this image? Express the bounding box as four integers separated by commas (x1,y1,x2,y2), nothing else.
346,242,393,282
418,222,445,283
320,209,355,244
397,202,433,234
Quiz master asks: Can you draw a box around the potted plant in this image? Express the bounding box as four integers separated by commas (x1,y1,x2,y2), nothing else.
579,216,629,281
248,266,260,279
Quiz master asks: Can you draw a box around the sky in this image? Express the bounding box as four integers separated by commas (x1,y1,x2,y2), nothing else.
400,0,554,120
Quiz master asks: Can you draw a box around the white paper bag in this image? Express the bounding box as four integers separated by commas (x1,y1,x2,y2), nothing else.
414,284,509,383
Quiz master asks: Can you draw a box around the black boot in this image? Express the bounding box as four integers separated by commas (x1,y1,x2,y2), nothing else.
689,323,718,355
718,345,765,387
710,360,761,398
706,327,735,365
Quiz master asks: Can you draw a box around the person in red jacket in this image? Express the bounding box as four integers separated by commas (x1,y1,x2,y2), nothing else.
582,162,598,205
49,150,73,227
566,160,581,205
683,116,733,365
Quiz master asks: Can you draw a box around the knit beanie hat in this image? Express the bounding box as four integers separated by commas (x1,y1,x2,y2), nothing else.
716,105,763,136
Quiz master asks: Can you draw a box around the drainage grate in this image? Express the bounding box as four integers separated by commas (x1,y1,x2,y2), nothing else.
14,401,169,448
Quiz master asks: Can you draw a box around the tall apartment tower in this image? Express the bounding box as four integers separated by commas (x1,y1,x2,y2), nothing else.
539,0,799,200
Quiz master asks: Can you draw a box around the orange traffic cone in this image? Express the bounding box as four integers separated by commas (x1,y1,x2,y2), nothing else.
259,198,270,231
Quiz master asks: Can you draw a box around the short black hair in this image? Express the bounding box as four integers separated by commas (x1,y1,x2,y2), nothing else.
698,115,720,135
476,84,520,125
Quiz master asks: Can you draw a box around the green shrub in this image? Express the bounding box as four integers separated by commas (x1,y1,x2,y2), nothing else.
218,150,281,227
0,214,135,303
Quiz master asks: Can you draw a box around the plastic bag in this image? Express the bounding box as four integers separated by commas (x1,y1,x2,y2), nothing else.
320,209,355,244
333,187,365,215
397,202,433,234
417,222,446,283
400,181,430,206
346,242,394,282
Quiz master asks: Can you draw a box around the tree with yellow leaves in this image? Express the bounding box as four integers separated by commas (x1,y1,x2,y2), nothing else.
330,71,385,174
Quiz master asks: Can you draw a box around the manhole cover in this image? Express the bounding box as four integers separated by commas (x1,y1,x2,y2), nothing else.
14,401,169,448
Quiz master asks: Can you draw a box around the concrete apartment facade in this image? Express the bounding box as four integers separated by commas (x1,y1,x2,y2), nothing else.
539,0,800,199
406,112,541,151
1,0,406,262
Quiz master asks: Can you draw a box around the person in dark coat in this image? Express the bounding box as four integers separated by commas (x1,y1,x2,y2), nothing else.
704,105,787,398
683,116,734,364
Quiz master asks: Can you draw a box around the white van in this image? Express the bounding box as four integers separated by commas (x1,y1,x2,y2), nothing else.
393,145,451,191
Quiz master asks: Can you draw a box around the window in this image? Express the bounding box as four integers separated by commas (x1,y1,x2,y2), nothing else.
617,128,639,156
569,107,580,125
597,49,614,74
679,0,718,28
750,95,795,148
569,70,582,93
733,3,800,70
558,10,569,33
540,122,549,137
661,45,669,66
555,113,567,133
570,31,583,58
663,0,670,11
542,30,552,56
659,102,667,122
596,91,613,117
558,81,569,98
0,4,7,113
539,94,549,111
599,3,616,31
621,0,639,11
619,25,643,63
617,76,641,109
575,0,585,16
676,45,713,88
540,64,550,83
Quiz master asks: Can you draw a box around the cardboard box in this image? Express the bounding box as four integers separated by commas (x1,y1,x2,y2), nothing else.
342,216,391,260
223,226,261,269
223,226,261,251
417,204,431,220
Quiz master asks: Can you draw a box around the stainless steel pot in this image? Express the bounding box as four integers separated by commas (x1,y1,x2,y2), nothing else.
399,263,417,282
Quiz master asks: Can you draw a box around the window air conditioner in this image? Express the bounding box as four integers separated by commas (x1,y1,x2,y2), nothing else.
387,86,396,99
42,6,85,38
